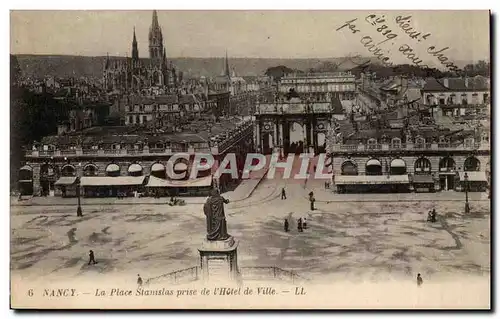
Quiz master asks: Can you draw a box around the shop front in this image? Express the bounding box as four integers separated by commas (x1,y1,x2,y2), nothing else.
458,171,488,192
146,175,213,197
411,174,435,193
54,176,78,197
79,176,146,197
335,174,411,193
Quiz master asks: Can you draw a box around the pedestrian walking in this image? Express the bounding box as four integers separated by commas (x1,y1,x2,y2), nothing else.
284,218,289,232
137,274,143,287
297,218,303,232
281,187,287,200
88,250,97,265
309,192,315,211
303,218,308,229
417,273,423,287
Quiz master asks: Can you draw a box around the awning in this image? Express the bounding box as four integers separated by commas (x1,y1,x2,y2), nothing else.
106,164,120,173
412,174,434,184
335,175,409,185
146,175,212,188
55,176,78,186
151,163,166,172
174,162,188,171
390,159,406,168
19,165,33,171
84,163,98,170
459,172,487,182
80,176,146,187
128,164,143,173
19,180,33,183
366,159,382,167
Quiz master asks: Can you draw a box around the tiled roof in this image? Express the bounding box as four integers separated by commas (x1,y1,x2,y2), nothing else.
154,95,178,104
422,77,489,92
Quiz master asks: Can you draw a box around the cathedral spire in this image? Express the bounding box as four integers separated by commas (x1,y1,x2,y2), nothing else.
224,50,231,78
132,27,139,61
152,10,159,29
149,10,164,62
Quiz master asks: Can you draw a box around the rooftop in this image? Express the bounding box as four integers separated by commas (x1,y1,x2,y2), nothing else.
38,117,248,146
422,76,489,92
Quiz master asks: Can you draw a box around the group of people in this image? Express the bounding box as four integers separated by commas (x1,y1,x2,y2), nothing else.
284,217,308,232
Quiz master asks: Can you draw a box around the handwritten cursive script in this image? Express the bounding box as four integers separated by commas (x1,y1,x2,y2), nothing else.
336,13,462,73
336,18,393,67
394,15,431,42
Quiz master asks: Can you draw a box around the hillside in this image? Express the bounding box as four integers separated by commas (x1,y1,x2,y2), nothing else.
15,55,377,79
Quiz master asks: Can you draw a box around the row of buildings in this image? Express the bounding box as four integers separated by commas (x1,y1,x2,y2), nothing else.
254,70,490,194
14,10,490,197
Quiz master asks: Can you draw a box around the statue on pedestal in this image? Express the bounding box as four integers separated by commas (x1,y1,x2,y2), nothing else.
203,189,230,241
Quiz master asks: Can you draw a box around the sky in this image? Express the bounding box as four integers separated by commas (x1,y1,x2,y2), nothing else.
10,10,490,64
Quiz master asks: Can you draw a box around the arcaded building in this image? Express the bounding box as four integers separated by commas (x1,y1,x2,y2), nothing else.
19,118,253,197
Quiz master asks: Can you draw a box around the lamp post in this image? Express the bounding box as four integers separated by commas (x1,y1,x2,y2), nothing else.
464,172,470,214
77,162,83,217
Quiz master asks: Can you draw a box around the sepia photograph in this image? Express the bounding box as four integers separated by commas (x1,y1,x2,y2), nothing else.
8,9,491,310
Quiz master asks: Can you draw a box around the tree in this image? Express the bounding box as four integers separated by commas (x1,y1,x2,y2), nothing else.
264,65,295,82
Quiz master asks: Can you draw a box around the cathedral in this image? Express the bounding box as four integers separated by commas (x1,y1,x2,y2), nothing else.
103,10,178,94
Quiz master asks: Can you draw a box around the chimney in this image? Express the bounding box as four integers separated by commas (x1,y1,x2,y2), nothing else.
443,78,449,88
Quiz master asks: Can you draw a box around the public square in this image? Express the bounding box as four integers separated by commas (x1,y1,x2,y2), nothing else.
10,180,491,285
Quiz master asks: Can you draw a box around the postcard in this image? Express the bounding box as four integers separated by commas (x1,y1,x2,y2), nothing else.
10,9,491,309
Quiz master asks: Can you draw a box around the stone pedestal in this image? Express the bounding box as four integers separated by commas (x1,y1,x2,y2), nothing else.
198,236,239,282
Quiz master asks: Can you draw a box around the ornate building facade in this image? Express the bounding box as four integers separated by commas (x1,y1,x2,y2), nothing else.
103,10,178,94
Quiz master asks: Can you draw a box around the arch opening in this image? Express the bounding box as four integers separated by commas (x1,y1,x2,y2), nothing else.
365,158,382,175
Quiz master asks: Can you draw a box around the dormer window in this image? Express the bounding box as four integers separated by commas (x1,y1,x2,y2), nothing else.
367,138,377,149
415,136,425,148
464,138,474,148
391,137,402,149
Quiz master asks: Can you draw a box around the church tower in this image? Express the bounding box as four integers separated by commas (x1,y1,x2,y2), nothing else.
131,27,139,61
148,10,164,63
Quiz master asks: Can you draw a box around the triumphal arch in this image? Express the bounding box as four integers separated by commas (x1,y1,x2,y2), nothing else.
254,97,334,156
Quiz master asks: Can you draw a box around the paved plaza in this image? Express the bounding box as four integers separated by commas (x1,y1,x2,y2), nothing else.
11,180,491,286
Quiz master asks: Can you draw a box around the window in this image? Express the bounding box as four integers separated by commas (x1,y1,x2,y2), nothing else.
391,138,402,149
415,136,425,148
464,138,474,149
448,94,456,104
136,115,140,124
483,93,489,104
471,93,479,105
140,105,145,112
128,105,133,112
367,138,377,149
461,94,468,105
129,116,133,124
142,116,147,123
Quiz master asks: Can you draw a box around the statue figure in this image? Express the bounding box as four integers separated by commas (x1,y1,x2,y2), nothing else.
203,189,230,241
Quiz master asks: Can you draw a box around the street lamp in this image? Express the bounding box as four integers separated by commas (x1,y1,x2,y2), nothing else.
464,172,470,214
77,162,83,217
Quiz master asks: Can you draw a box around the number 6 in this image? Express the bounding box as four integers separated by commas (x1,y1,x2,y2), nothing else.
28,289,33,297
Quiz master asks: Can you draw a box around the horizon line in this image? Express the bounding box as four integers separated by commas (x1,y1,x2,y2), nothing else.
12,53,489,63
12,53,375,60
